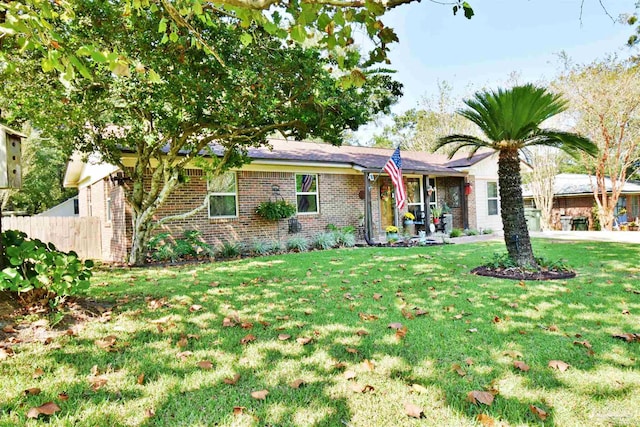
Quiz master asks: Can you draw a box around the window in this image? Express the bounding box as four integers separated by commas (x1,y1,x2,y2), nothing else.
208,172,238,218
487,182,499,216
406,177,423,218
296,174,318,214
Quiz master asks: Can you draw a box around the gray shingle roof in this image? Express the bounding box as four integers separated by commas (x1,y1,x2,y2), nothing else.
522,173,640,197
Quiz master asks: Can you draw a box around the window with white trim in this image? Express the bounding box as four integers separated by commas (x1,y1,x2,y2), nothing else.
296,174,318,214
208,172,238,218
487,181,499,216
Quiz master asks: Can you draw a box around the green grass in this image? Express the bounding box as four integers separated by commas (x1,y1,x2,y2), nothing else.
1,239,639,426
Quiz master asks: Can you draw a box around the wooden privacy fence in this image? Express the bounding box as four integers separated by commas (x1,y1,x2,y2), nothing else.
2,216,102,260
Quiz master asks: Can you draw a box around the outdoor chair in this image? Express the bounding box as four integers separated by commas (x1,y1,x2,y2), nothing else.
413,210,427,233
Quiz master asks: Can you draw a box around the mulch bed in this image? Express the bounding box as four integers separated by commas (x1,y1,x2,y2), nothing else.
471,266,576,281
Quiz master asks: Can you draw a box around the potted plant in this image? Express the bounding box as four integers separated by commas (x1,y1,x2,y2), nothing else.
256,200,296,221
403,212,415,225
431,207,443,224
629,221,639,231
385,225,399,241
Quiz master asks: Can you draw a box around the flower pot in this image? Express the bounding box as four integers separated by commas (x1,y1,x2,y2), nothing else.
404,220,414,226
433,218,440,225
386,232,399,241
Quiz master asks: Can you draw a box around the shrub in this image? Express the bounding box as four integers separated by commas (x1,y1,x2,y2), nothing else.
251,240,272,256
267,240,284,254
181,230,214,258
147,230,213,262
465,229,479,236
335,230,356,247
449,228,463,238
147,232,176,262
256,200,296,221
216,240,242,259
313,232,337,250
286,236,309,252
482,228,493,235
0,230,94,305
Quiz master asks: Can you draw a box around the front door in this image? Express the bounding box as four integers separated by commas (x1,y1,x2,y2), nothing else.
379,177,396,231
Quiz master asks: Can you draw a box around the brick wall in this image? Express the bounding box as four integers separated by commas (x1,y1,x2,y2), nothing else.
151,169,365,248
551,196,594,230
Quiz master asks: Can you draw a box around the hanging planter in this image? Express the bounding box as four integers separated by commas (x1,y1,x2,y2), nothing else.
256,200,296,221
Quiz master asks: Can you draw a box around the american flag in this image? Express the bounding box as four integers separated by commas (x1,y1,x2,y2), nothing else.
384,148,406,209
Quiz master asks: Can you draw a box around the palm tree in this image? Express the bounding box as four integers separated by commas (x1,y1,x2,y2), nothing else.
436,85,597,268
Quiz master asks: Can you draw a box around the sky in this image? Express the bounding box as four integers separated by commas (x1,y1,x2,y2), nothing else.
353,0,637,142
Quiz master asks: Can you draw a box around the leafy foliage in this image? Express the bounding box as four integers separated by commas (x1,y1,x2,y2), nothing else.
312,232,337,250
449,228,463,238
146,230,213,263
216,241,243,259
256,200,297,221
286,236,309,252
0,230,93,303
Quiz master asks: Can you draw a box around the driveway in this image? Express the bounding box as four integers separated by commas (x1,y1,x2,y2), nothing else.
529,230,640,244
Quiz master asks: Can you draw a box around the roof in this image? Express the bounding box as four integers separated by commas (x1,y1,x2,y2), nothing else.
0,124,26,138
522,173,640,197
207,139,491,176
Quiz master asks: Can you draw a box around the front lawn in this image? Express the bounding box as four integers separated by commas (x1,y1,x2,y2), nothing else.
1,240,639,426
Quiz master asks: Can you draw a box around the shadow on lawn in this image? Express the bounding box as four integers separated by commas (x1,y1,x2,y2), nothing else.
9,240,639,426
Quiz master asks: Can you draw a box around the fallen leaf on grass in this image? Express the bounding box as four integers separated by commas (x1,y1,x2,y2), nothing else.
467,391,494,406
573,340,592,349
137,374,145,385
355,330,369,336
548,360,570,372
250,389,269,400
289,379,305,389
333,362,348,370
622,309,630,315
223,374,241,385
233,406,245,416
240,334,256,344
359,313,378,321
0,347,14,360
477,413,496,426
240,322,254,329
344,370,357,380
176,336,188,348
612,333,640,342
362,359,375,371
492,316,501,323
346,347,358,354
197,360,214,370
95,335,117,350
189,304,203,312
2,325,16,333
467,328,478,333
465,358,474,366
32,368,45,379
404,402,424,418
222,317,237,327
503,350,523,359
278,334,291,341
350,383,374,393
451,363,466,377
296,337,313,345
513,361,530,372
57,392,69,401
395,326,408,340
24,388,41,396
530,405,548,420
176,351,193,360
145,408,155,418
373,293,383,300
548,324,559,332
90,376,108,391
26,402,61,419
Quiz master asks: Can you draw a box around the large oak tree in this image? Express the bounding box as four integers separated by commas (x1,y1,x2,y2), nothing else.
1,0,402,265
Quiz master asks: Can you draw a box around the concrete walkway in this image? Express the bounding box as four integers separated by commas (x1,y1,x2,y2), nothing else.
447,230,640,245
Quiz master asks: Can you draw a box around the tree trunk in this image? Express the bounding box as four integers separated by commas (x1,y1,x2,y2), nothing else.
128,211,154,265
498,148,538,268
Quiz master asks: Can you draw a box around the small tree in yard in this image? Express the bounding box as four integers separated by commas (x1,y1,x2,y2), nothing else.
0,0,402,265
437,85,597,268
523,146,562,231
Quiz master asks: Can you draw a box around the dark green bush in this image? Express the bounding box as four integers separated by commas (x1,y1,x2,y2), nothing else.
147,230,213,262
0,230,93,304
216,240,242,259
449,228,463,238
256,200,296,221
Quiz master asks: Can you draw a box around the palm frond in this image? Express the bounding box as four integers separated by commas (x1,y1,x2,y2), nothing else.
523,129,598,158
435,134,492,159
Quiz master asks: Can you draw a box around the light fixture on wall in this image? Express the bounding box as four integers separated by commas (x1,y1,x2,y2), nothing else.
110,172,131,186
464,182,473,196
368,173,375,182
271,184,280,195
426,185,434,197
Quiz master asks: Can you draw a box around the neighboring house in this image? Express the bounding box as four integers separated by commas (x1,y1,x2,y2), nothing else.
63,140,507,262
36,196,79,217
522,173,640,229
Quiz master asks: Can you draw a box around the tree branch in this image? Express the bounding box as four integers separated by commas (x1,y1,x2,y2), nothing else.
157,194,209,226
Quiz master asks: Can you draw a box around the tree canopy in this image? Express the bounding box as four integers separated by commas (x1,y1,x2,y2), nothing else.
0,0,473,86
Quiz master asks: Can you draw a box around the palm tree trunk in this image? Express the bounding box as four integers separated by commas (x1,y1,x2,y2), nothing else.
498,148,538,268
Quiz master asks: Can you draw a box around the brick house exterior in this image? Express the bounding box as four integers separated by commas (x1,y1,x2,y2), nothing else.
522,174,640,230
65,140,502,261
